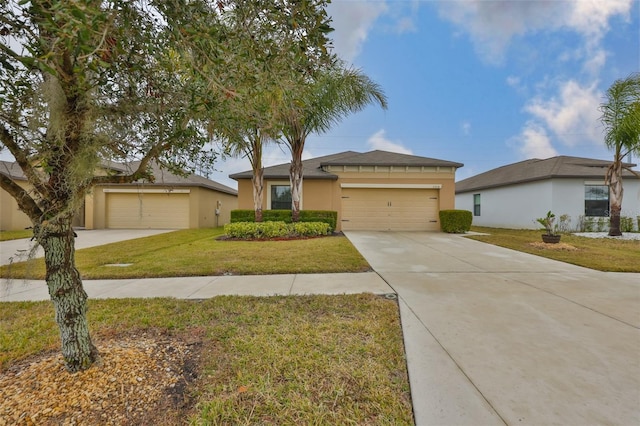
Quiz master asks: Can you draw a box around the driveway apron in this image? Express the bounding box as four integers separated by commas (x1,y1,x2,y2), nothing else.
345,231,640,426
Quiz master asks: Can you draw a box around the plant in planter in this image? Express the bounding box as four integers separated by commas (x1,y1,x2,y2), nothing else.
536,211,561,243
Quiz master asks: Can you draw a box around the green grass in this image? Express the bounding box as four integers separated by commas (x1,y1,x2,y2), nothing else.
468,226,640,272
0,229,32,241
0,295,413,424
0,228,371,279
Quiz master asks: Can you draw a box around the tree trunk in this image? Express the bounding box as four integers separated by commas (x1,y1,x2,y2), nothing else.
607,161,624,236
252,168,264,222
290,158,303,222
38,219,99,372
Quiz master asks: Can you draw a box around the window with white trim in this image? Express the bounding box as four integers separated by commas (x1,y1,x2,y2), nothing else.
473,194,481,216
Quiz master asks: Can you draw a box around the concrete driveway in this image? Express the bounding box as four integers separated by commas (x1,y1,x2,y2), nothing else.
345,231,640,426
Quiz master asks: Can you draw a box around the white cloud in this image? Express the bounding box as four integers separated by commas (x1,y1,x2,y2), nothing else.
524,80,602,147
515,122,558,159
326,1,388,63
461,121,471,136
435,0,634,65
367,129,413,154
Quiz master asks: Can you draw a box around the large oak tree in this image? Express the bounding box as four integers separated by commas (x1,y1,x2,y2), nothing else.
0,0,332,372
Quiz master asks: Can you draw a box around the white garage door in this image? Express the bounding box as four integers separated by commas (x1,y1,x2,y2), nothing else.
106,192,189,229
341,188,440,231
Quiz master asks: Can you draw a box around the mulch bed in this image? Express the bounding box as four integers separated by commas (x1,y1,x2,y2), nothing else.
0,332,202,426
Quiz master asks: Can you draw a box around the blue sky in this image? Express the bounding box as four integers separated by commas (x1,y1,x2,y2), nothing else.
2,1,637,189
212,0,640,188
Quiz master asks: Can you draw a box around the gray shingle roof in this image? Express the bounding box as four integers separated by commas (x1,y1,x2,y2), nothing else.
230,150,463,180
0,160,237,195
455,156,639,193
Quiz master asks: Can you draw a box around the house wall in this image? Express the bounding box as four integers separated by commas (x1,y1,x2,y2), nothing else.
235,179,339,212
233,166,458,231
456,180,553,229
455,178,640,230
0,181,33,231
192,186,237,228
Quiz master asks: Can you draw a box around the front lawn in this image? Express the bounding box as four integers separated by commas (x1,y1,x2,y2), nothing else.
0,229,32,241
467,226,640,272
0,295,413,425
0,228,371,279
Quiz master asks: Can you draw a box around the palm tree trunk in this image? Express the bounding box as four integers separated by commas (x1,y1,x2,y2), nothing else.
606,161,624,236
38,218,99,372
252,167,264,222
289,145,304,222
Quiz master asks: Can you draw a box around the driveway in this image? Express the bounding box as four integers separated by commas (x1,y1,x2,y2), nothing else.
0,229,174,266
345,231,640,426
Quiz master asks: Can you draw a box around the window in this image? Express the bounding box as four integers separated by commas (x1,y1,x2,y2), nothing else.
473,194,481,216
270,185,291,210
585,185,609,216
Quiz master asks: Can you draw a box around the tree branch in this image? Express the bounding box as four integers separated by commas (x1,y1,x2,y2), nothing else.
0,172,42,222
0,125,50,199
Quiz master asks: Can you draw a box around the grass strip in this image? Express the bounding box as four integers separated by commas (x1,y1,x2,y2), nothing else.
0,228,371,279
0,230,32,242
468,226,640,272
0,295,413,424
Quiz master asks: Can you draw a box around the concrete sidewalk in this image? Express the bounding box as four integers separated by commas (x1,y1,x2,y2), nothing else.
0,272,393,302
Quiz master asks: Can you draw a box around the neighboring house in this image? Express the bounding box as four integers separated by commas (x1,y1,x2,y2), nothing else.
230,150,463,231
0,161,237,231
455,156,640,230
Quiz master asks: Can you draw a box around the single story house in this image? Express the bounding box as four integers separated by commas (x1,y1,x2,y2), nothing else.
0,160,238,231
455,156,640,230
230,150,463,231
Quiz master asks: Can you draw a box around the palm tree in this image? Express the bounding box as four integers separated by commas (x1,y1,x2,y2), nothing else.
221,127,272,222
279,65,388,221
599,72,640,236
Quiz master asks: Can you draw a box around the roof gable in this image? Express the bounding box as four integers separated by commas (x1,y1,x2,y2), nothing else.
456,156,639,193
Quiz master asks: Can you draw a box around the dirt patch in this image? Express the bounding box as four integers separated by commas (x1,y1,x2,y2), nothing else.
0,332,203,426
528,241,580,251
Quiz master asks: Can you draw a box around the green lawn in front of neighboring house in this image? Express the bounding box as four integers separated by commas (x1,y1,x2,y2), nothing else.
467,226,640,272
0,228,371,279
0,229,33,242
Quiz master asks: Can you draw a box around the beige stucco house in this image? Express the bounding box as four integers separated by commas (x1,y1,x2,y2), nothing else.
230,150,463,231
1,161,237,231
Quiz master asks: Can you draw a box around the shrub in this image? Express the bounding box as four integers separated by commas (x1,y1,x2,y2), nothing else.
230,210,256,223
224,221,331,239
262,210,293,223
299,210,337,231
621,216,634,232
292,222,331,236
439,210,472,233
230,209,337,230
558,214,572,233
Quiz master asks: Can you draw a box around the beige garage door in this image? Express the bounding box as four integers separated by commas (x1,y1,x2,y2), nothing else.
341,188,439,231
106,192,189,229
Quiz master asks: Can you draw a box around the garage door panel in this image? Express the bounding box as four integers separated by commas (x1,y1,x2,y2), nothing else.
342,188,439,231
106,193,189,229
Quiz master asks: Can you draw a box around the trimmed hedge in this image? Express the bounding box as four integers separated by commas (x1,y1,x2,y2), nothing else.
230,210,337,231
299,210,337,231
439,210,472,233
224,221,331,239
